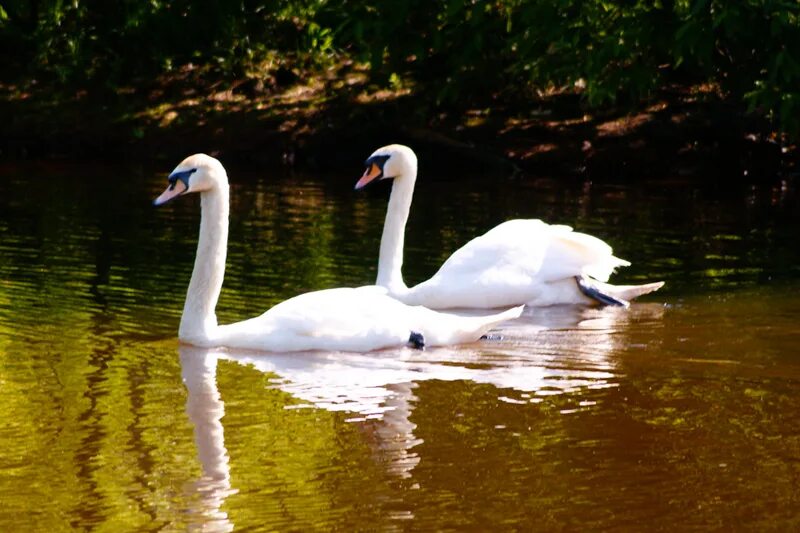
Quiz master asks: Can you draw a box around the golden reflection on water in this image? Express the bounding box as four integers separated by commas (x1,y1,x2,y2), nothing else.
0,162,798,529
175,303,656,499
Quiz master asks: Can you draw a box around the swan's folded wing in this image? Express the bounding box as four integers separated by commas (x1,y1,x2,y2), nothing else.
406,219,630,308
432,219,550,279
259,288,405,338
211,287,414,352
538,228,629,282
441,219,628,283
407,220,549,308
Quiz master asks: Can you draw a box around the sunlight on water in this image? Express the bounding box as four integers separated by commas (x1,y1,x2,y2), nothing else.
0,160,798,530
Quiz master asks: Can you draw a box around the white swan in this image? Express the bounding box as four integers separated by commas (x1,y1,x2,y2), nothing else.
153,154,522,352
355,144,664,309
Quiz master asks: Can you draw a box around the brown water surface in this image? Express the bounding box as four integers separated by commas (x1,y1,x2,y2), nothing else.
0,160,798,530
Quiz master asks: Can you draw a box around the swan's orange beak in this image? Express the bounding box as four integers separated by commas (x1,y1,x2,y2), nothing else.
153,180,188,206
355,163,383,190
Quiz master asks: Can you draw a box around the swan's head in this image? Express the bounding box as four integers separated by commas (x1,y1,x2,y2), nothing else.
355,144,417,190
153,154,227,206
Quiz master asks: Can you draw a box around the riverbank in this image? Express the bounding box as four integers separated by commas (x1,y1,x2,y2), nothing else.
2,62,796,181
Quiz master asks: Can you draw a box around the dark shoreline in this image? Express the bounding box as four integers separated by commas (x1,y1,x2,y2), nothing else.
1,80,796,182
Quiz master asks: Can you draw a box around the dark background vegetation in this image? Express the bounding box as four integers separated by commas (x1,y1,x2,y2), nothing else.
1,0,798,177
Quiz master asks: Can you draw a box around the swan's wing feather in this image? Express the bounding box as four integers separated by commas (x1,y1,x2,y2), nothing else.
214,287,413,352
433,219,550,277
406,220,547,308
407,220,628,308
538,229,629,282
220,285,517,350
434,219,627,282
262,287,407,338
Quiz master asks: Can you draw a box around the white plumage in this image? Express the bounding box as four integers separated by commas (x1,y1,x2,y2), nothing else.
153,153,521,352
356,144,664,309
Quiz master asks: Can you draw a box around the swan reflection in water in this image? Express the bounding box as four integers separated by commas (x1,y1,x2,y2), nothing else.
178,302,664,516
180,347,237,533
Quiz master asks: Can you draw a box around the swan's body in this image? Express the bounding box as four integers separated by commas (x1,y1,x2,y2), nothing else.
154,154,521,352
356,144,664,309
212,285,521,352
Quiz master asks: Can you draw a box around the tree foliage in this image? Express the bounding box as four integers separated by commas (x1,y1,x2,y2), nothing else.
0,0,329,85
2,0,799,135
326,0,800,133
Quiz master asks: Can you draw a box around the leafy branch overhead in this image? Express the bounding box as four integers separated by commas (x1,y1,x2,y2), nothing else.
2,0,799,136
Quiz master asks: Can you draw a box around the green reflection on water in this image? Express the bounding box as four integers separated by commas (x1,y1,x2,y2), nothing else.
0,161,798,530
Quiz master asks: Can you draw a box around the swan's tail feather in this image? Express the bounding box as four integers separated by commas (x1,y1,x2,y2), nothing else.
577,276,665,307
583,255,631,282
548,229,630,282
423,305,524,346
479,305,525,330
605,280,665,302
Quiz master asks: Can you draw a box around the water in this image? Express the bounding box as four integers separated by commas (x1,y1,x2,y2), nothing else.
1,159,799,530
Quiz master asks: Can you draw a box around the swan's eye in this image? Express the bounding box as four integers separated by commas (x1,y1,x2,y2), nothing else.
168,168,197,191
363,155,391,180
365,155,390,171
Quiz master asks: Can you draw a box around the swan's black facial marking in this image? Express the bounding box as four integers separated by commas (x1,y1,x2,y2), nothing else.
168,168,197,192
364,154,391,180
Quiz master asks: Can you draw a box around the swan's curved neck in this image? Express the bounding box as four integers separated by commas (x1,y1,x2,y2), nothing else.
376,168,416,295
180,184,229,342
